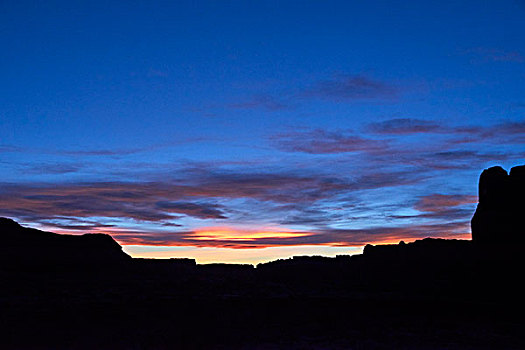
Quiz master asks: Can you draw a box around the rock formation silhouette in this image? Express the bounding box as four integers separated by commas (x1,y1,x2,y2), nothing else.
471,165,525,244
0,217,130,270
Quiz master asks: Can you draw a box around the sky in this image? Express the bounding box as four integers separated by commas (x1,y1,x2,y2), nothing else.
1,0,524,264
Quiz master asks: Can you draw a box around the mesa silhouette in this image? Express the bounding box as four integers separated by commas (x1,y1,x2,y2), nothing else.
1,165,524,349
472,164,525,244
0,217,130,270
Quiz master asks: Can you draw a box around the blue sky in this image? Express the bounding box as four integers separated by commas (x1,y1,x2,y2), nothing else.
1,1,524,263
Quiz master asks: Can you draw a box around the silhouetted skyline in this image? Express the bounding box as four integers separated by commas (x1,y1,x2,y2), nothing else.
1,1,524,263
2,173,525,350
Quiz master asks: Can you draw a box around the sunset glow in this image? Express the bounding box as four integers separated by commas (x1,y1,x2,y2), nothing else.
123,244,363,265
190,227,312,241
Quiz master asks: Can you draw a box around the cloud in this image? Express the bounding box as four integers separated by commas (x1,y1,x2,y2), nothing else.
305,75,398,101
271,120,525,173
463,48,524,63
0,182,182,225
416,193,477,210
279,207,342,226
0,145,23,153
0,158,474,250
222,74,398,115
492,120,525,135
390,193,478,222
155,201,227,219
399,149,524,170
314,221,471,246
38,218,117,231
59,148,149,157
0,172,338,226
273,129,388,154
0,138,208,159
22,163,82,175
368,118,442,135
481,120,525,143
185,171,351,203
382,193,477,224
229,95,290,111
448,121,525,145
0,144,150,157
0,164,426,237
107,220,471,249
365,118,525,143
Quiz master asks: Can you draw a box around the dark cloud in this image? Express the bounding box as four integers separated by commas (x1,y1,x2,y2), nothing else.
40,221,117,231
156,201,227,219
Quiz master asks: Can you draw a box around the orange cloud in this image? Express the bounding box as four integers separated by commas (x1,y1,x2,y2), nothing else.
97,220,471,250
189,227,312,241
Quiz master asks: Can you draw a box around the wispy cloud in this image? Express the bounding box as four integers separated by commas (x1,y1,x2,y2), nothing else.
223,73,400,113
0,145,24,153
37,217,117,231
423,150,524,169
273,129,388,154
368,118,442,135
449,120,525,145
229,95,290,111
155,201,227,219
304,75,399,101
366,118,525,143
0,145,150,157
408,193,478,221
0,137,210,159
59,148,146,156
462,47,524,63
22,163,83,175
271,119,525,171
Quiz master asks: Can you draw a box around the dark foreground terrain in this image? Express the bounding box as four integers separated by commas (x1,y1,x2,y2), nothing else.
1,165,524,349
